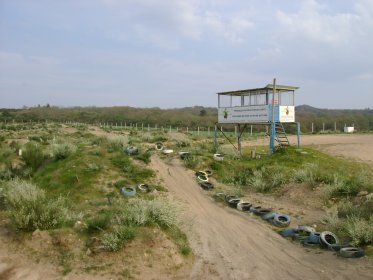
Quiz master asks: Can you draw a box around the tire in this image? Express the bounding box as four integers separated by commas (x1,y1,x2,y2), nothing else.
254,208,272,216
237,202,252,211
272,214,291,227
200,181,214,190
197,174,209,183
302,239,320,247
121,186,136,197
279,228,295,237
228,198,241,208
155,142,164,151
307,232,321,244
249,206,262,213
225,194,239,203
127,146,138,155
195,171,208,177
215,192,225,198
319,231,339,248
213,153,224,161
138,184,150,193
162,149,173,154
338,247,365,258
204,169,213,177
292,233,309,242
262,212,277,220
179,151,190,159
294,225,315,234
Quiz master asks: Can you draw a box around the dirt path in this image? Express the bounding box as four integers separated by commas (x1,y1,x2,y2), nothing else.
150,155,373,280
242,134,373,164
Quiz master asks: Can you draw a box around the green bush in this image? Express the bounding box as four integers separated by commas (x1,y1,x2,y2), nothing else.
22,142,45,171
3,179,71,231
86,214,111,233
108,138,127,152
119,198,179,229
345,215,373,246
292,163,316,184
52,142,77,160
135,150,152,164
324,173,362,198
101,225,136,252
249,168,268,192
183,155,198,169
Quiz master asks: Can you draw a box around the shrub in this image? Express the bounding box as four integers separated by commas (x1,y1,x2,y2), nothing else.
183,155,198,169
3,179,71,231
337,200,361,218
102,232,121,251
292,163,316,184
22,142,45,171
135,150,152,164
86,214,111,233
52,142,77,160
324,173,361,198
249,168,268,192
102,225,137,252
345,216,373,246
119,198,179,229
108,138,127,152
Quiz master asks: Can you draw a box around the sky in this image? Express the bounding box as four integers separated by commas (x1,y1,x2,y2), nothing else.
0,0,372,109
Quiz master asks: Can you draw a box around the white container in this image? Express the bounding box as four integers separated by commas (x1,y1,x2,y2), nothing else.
344,127,354,133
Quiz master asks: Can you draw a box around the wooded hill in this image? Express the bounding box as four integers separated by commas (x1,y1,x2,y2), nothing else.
1,105,372,133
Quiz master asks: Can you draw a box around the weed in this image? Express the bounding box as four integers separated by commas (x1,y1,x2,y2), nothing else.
292,163,316,184
183,155,198,169
249,168,268,192
2,179,71,231
118,198,179,229
345,215,373,246
22,142,45,171
134,150,152,164
86,214,111,233
101,226,137,252
52,141,77,160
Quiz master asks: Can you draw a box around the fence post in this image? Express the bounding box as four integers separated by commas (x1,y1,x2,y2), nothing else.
323,122,325,132
250,125,253,136
334,122,337,132
311,122,314,133
148,124,150,131
169,126,172,133
198,126,200,135
187,127,189,133
142,123,144,131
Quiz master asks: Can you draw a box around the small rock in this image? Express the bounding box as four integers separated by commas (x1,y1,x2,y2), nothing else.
357,191,368,197
74,220,87,231
86,248,92,256
32,229,41,237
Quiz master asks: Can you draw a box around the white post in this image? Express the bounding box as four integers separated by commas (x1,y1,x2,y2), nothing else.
312,123,314,133
142,123,144,131
323,122,325,132
198,126,200,135
187,127,189,133
148,124,150,131
208,126,210,136
250,125,253,136
169,126,172,133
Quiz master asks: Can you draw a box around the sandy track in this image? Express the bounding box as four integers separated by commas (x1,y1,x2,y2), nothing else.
242,134,373,164
150,155,373,280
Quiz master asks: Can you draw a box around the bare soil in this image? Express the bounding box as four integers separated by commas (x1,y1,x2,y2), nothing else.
245,134,373,164
150,155,373,280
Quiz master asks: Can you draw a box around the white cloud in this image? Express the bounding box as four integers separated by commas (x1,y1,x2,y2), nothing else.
276,0,361,45
96,0,253,47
